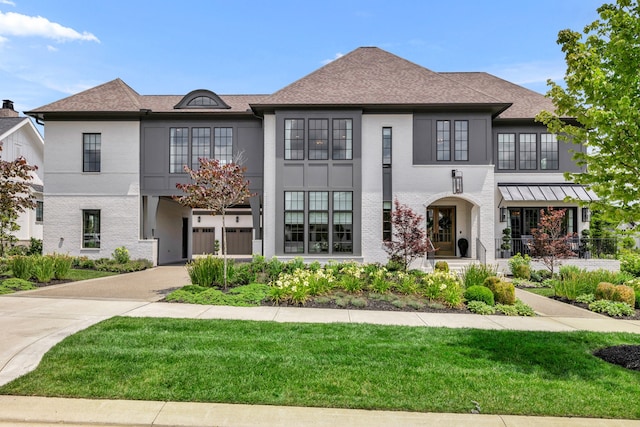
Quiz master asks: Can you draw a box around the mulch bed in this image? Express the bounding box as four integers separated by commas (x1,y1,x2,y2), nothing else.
594,345,640,371
550,296,640,320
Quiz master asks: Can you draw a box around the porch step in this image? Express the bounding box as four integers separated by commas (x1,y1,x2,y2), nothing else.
422,258,481,274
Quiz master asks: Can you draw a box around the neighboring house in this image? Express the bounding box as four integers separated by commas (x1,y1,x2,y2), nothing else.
25,47,592,266
0,100,44,246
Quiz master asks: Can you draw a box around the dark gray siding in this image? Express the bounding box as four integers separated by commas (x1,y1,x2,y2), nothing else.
413,112,493,165
140,118,264,197
274,110,362,256
492,123,584,173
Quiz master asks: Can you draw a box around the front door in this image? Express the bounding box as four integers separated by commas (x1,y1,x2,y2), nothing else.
427,207,456,256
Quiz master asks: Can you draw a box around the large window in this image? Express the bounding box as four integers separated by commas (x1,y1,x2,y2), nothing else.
308,119,329,160
82,209,100,249
191,127,210,169
540,133,558,170
332,119,353,160
285,119,305,160
382,127,392,166
308,191,329,253
82,133,101,172
35,201,43,223
170,128,189,173
333,191,353,253
519,134,537,170
454,121,468,161
436,120,450,161
214,127,233,164
284,191,304,253
497,133,515,170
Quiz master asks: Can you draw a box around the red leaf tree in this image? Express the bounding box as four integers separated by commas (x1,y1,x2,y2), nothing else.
174,158,253,288
529,207,575,276
0,144,38,256
383,199,431,271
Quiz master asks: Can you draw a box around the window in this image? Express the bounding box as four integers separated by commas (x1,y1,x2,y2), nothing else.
332,119,353,160
214,127,233,164
82,133,101,172
383,200,392,241
187,96,216,107
82,209,100,249
382,127,392,166
454,121,468,161
540,133,558,170
308,119,329,160
308,191,329,253
436,120,450,161
284,192,304,253
191,128,210,169
170,128,189,173
519,134,537,170
35,201,43,223
497,133,515,170
285,119,304,160
333,192,353,252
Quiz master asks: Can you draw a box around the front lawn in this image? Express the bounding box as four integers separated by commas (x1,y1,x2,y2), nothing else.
1,317,639,419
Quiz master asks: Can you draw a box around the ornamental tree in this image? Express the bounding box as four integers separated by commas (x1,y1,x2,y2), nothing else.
174,158,253,288
383,199,431,271
0,144,38,256
529,207,575,276
537,0,640,223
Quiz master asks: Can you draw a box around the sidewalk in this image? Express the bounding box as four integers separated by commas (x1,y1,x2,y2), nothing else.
1,267,640,426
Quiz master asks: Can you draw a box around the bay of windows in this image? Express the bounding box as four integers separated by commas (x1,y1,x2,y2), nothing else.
170,127,233,173
284,118,353,160
497,132,558,171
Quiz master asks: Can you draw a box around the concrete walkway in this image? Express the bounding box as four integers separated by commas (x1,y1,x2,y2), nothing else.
1,266,640,426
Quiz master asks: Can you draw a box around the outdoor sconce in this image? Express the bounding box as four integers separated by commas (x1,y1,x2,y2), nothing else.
197,216,201,223
452,169,463,194
236,216,239,223
500,207,508,223
582,207,590,222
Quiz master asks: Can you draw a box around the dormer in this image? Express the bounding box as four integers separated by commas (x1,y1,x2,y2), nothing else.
174,89,231,110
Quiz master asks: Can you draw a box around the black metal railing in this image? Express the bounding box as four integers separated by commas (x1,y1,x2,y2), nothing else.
495,237,619,259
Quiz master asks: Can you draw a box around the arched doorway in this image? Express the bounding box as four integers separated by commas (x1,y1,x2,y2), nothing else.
427,206,456,256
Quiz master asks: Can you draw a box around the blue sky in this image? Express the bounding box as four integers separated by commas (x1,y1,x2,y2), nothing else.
0,0,604,118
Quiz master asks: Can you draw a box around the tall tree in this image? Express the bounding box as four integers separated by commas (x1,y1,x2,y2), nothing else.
383,199,431,271
529,207,575,276
174,158,252,288
0,145,38,256
537,0,640,223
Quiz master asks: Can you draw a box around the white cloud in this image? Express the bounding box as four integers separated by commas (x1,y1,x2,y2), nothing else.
0,0,16,5
0,11,99,43
46,45,57,52
488,60,566,87
321,52,344,65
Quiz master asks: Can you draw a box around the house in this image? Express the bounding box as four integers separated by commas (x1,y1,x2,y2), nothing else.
0,100,44,246
25,47,593,266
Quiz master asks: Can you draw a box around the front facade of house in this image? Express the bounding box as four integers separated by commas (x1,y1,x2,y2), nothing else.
26,47,591,266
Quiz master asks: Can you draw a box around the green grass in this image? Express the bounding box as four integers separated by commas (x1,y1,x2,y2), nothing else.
523,287,556,297
164,283,268,306
65,269,117,281
1,317,639,419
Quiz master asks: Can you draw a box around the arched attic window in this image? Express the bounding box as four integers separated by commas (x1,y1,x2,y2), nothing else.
174,89,231,109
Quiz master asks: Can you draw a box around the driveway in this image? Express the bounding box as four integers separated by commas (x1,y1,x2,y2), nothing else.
19,266,190,302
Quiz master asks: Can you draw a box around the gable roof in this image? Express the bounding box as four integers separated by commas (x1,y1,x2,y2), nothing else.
253,47,509,111
0,117,28,137
441,72,556,119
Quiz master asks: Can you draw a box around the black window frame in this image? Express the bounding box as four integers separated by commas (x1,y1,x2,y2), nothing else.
436,120,451,161
191,127,211,170
332,191,353,253
308,119,329,160
82,209,101,249
35,201,43,223
540,133,559,170
214,127,233,164
382,127,392,166
332,119,353,160
308,191,329,253
497,133,516,170
170,127,189,174
519,133,537,170
284,191,305,253
284,119,305,160
82,133,101,173
454,120,468,161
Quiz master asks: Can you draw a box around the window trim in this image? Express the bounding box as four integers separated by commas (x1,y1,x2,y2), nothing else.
436,120,451,161
82,209,101,249
191,127,211,170
170,127,189,174
540,133,559,170
497,133,516,170
82,133,101,173
214,127,233,164
519,133,537,170
308,191,329,253
382,127,392,166
454,120,468,161
284,119,305,160
332,119,353,160
284,191,305,253
35,201,43,223
308,119,329,160
332,191,353,253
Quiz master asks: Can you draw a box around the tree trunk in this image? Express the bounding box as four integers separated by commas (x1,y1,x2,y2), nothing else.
222,212,228,289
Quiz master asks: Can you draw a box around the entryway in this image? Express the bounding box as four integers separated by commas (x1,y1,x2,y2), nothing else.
427,206,456,257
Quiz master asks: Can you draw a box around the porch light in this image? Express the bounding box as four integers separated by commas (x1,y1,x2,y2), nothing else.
500,207,508,222
582,207,590,222
452,169,463,194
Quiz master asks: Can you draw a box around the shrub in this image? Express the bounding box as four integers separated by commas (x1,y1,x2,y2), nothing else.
464,285,495,306
112,246,130,264
576,293,596,304
186,255,224,287
385,258,405,272
420,270,463,306
27,238,43,256
32,255,55,283
496,304,519,316
1,277,35,292
508,253,531,279
482,276,502,293
620,250,640,276
530,269,551,283
265,257,284,281
595,282,616,301
337,263,365,293
559,264,583,280
493,281,516,305
613,285,636,307
11,255,33,280
467,300,496,315
434,261,449,272
511,264,531,280
52,253,73,280
368,267,392,294
514,300,536,316
268,269,335,305
73,256,96,269
395,271,419,295
284,257,305,274
229,262,257,286
588,300,635,317
461,263,497,288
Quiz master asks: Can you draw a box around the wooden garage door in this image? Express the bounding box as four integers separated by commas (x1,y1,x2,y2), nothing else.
193,228,215,255
224,228,252,255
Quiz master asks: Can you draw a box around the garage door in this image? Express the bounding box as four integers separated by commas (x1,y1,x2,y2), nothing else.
193,228,215,255
224,228,252,255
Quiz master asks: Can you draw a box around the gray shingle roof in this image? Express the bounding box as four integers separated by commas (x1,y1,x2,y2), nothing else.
0,117,28,136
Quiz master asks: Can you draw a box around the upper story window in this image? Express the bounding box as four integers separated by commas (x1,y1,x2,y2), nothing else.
382,127,392,166
170,128,189,173
82,133,101,172
519,134,537,170
214,127,233,164
436,120,450,161
285,119,305,160
35,201,43,223
540,133,559,170
191,128,211,170
188,96,216,107
454,121,468,161
497,133,515,170
308,119,329,160
332,119,353,160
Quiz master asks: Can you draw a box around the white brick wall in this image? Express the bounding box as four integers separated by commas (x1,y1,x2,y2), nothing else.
262,114,277,259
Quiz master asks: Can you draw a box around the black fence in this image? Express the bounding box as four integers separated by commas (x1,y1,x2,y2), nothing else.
495,237,619,259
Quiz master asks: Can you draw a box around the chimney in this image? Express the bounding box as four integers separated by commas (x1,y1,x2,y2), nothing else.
0,100,19,118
